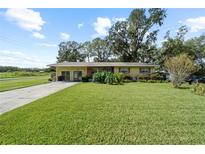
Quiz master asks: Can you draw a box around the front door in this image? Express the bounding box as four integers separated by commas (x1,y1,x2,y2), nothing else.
62,71,70,81
73,71,82,81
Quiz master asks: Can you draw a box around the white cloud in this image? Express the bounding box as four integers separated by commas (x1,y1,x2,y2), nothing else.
5,8,45,32
60,32,70,40
38,43,57,47
112,17,126,22
93,17,112,37
4,9,46,40
184,16,205,32
0,50,49,68
78,23,84,29
32,32,45,39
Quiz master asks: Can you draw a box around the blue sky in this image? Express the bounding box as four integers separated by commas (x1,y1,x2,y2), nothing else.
0,8,205,68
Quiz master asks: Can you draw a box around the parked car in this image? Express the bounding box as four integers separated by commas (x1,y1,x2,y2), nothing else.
198,77,205,83
186,75,205,84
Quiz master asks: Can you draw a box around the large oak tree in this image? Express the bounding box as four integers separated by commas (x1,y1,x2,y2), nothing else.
57,41,86,62
158,26,189,68
108,8,166,62
90,37,113,62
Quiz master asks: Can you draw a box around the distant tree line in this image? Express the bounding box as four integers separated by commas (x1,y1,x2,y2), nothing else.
56,9,205,76
0,66,54,72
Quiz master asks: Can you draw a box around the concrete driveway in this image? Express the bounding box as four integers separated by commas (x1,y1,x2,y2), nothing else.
0,82,78,115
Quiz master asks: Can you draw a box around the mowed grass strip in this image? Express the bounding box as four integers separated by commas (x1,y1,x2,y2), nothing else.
0,76,49,92
0,71,49,79
0,83,205,144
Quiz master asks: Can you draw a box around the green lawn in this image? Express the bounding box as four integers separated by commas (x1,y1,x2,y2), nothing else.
0,71,49,79
0,76,50,92
0,83,205,144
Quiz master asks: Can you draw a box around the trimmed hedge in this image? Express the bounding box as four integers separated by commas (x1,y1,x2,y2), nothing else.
91,72,168,84
137,73,165,82
140,79,169,83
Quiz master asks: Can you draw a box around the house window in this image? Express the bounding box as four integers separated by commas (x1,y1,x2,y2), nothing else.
119,68,130,74
140,68,151,74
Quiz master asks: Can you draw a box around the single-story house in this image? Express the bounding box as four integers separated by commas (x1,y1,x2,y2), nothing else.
48,62,157,81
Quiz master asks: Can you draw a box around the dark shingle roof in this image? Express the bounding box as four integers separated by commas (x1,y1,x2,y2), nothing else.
48,62,156,67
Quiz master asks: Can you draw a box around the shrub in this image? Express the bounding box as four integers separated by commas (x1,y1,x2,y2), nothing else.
137,74,150,80
114,73,124,84
105,73,117,84
150,73,164,80
137,73,166,82
165,54,196,88
139,80,147,83
50,72,56,81
82,75,92,82
139,80,168,83
123,75,132,80
192,84,205,96
93,72,124,85
92,72,108,83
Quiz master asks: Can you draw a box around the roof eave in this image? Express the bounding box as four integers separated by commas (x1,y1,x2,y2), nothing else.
48,64,157,67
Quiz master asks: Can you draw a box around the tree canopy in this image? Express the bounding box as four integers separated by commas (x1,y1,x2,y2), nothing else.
57,41,85,63
55,9,204,76
108,8,166,62
158,26,205,75
90,37,112,62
